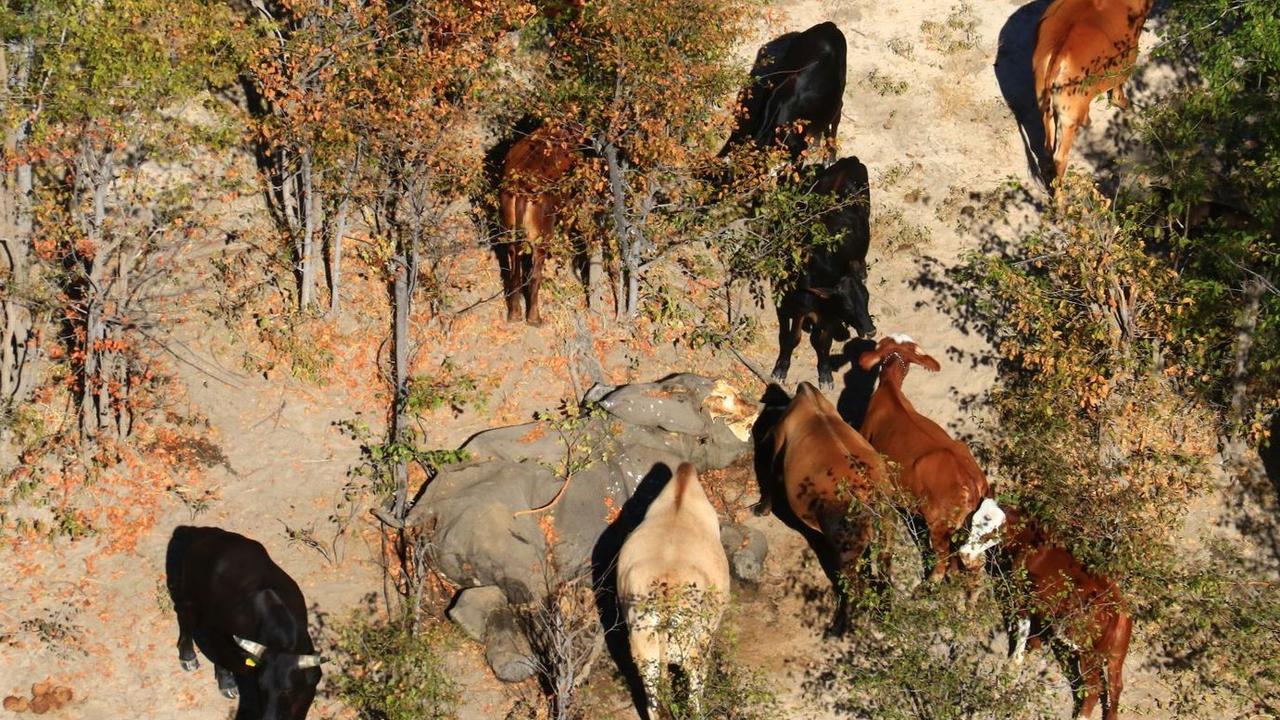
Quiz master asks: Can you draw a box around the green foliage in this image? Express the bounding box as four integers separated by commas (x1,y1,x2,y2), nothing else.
404,359,489,417
336,417,470,499
251,313,336,385
865,68,909,96
958,182,1217,578
329,615,460,720
833,579,1054,720
919,1,979,55
1147,540,1280,717
1140,0,1280,436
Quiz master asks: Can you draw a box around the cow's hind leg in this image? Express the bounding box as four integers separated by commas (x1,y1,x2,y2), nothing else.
214,664,238,699
821,511,873,636
811,326,836,390
500,243,524,323
524,243,547,326
771,304,803,382
1073,651,1105,720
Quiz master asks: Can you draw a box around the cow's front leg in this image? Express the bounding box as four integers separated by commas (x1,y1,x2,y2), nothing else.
771,305,802,382
1010,616,1031,665
174,602,199,671
215,664,238,699
811,326,835,389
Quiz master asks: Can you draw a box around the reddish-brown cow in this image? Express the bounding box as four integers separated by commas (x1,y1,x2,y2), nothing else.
497,125,577,326
995,506,1133,720
754,381,891,634
859,334,1005,583
1032,0,1153,194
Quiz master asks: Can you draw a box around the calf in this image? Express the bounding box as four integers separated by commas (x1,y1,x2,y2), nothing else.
754,382,891,634
165,526,321,720
719,21,847,165
617,463,730,719
497,125,579,325
993,507,1132,720
1033,0,1153,194
772,156,875,388
858,335,1005,583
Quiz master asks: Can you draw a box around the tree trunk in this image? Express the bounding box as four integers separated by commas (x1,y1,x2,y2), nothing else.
298,148,317,310
389,230,417,521
602,142,642,318
1,40,36,409
328,150,359,318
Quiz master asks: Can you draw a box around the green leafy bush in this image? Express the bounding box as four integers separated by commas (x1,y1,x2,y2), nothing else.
329,615,460,720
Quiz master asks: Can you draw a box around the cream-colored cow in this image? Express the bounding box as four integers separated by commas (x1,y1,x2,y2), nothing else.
617,463,730,718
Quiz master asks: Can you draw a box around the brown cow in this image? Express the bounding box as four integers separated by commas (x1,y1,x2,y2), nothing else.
754,381,892,634
858,334,1005,583
993,506,1132,720
497,125,578,326
1032,0,1153,194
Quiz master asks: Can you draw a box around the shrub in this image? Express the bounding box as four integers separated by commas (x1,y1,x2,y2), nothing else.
328,615,460,720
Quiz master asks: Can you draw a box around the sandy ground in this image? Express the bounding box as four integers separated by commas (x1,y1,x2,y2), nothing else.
0,0,1208,718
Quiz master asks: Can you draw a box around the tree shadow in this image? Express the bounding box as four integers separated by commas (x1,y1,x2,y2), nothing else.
995,0,1053,188
590,462,673,718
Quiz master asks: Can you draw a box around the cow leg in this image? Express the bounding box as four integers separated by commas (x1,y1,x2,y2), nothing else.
173,601,199,671
822,511,872,636
629,624,663,720
214,664,238,699
811,326,835,390
524,243,547,326
501,244,524,323
1075,653,1104,720
1011,616,1032,665
926,522,951,583
1109,84,1130,111
1103,644,1126,720
1052,102,1088,197
771,305,803,382
825,102,842,164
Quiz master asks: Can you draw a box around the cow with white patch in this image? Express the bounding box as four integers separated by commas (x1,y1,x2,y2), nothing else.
859,334,1005,583
165,526,322,720
617,463,730,719
993,506,1132,720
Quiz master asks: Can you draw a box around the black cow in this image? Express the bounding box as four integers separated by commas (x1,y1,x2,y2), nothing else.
719,22,847,165
165,526,321,720
771,156,874,389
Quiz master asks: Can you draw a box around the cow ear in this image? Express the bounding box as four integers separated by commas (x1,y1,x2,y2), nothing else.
910,349,941,372
806,286,834,300
858,349,883,371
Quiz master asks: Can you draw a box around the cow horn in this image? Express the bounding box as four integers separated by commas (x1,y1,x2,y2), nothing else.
233,636,267,658
295,654,322,669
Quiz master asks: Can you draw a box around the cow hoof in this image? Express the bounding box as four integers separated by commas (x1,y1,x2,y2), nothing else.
817,376,834,391
179,658,199,672
750,501,771,517
526,317,546,328
770,368,788,383
220,687,239,700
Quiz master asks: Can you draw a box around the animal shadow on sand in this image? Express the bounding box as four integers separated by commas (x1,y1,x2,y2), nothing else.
995,0,1054,187
590,462,674,716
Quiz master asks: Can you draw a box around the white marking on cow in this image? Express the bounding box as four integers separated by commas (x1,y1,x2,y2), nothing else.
889,333,914,344
958,497,1006,566
1012,617,1031,665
